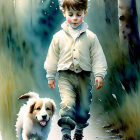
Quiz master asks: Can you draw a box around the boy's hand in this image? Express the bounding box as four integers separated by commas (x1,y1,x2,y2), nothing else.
94,76,104,90
48,79,55,89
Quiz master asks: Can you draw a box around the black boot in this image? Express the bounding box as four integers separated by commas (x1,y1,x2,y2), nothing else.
73,133,84,140
62,134,72,140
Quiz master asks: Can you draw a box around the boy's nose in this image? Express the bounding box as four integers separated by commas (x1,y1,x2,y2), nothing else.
73,18,77,21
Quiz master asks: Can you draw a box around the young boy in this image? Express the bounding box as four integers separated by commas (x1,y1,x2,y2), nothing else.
44,0,107,139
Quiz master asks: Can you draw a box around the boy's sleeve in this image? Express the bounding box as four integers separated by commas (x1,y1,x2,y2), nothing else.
91,35,107,79
44,36,59,80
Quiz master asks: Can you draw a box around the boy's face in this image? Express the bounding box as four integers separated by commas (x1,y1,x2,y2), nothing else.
63,7,87,29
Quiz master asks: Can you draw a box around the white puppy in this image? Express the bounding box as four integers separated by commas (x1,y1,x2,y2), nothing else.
16,92,56,140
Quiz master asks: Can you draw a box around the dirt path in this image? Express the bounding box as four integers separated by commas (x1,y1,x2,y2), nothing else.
48,111,115,140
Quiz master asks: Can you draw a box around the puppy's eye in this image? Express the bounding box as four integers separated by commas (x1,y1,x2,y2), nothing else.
37,107,41,110
46,107,51,110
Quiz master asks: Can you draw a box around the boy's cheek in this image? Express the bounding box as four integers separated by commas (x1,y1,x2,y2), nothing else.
67,17,71,23
79,16,83,23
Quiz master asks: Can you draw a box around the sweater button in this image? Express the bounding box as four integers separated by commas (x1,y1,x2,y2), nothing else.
73,49,75,51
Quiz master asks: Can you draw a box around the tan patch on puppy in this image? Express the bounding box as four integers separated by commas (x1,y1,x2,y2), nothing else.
32,99,43,116
29,101,36,113
45,101,55,116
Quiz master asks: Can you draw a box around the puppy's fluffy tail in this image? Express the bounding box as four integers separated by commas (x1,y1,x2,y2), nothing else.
18,92,39,100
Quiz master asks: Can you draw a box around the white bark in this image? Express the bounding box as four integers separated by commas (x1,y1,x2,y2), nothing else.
118,0,131,46
118,0,140,58
118,0,140,93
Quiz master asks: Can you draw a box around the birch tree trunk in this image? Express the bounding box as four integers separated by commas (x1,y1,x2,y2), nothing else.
118,0,140,93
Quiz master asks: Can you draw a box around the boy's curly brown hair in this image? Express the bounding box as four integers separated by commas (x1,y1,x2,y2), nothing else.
61,0,88,11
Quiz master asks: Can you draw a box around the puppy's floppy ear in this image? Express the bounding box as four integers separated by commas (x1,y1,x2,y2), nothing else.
29,101,36,113
51,101,56,114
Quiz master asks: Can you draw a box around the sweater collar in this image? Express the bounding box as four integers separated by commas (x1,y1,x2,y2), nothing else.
61,21,88,41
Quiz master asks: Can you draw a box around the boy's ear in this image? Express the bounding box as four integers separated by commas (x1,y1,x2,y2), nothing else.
62,10,66,17
84,10,87,15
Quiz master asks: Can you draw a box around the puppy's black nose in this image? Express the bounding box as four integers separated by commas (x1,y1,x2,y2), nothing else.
42,115,47,120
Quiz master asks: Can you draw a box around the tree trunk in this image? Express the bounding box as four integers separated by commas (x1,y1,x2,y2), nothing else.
118,0,140,93
104,0,119,34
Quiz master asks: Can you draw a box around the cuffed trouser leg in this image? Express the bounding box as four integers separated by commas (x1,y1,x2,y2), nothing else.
58,72,76,130
61,124,71,137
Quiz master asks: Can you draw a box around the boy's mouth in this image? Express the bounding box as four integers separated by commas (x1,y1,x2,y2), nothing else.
73,23,78,25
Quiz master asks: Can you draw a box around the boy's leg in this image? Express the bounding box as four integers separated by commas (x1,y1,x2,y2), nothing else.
74,72,92,139
58,71,76,138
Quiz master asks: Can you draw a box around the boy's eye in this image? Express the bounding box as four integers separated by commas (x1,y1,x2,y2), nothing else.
77,13,82,16
69,14,73,17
